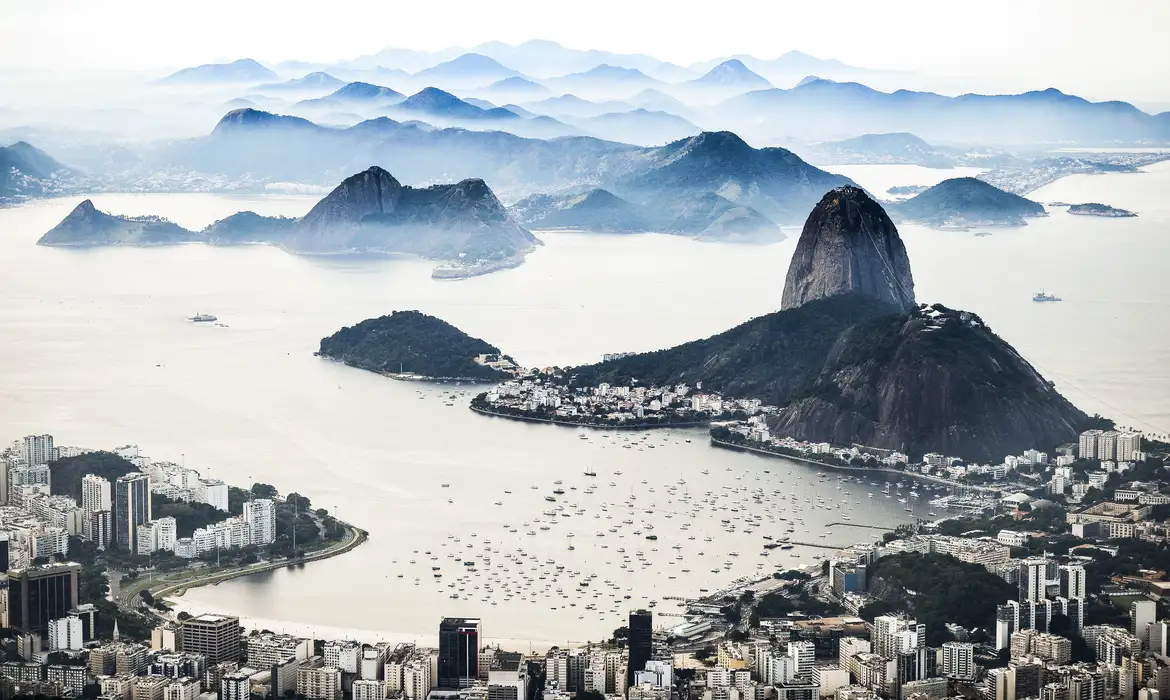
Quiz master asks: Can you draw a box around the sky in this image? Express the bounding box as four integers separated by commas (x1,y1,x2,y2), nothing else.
3,0,1168,104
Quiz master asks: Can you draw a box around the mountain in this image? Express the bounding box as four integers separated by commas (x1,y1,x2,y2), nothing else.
396,87,518,121
511,187,779,239
202,211,298,243
686,59,772,91
810,132,956,168
40,167,539,271
468,39,677,80
551,65,663,96
510,189,650,233
611,131,852,225
254,72,345,92
767,302,1088,460
159,58,276,84
319,310,511,380
626,89,694,117
299,82,405,107
891,177,1046,227
577,109,702,146
523,94,633,119
413,53,522,86
781,187,915,312
1,141,71,198
479,77,553,100
570,189,1086,461
722,82,1170,144
38,200,198,245
211,108,323,135
287,166,538,260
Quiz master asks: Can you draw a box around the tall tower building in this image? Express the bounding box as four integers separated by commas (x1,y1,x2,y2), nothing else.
942,642,975,680
21,434,55,466
1097,431,1119,461
181,614,240,664
82,474,112,539
7,562,81,638
243,499,277,546
115,473,151,551
1060,564,1087,600
1078,430,1101,460
1131,599,1156,648
1019,558,1048,603
438,618,481,689
627,609,653,688
1117,433,1143,461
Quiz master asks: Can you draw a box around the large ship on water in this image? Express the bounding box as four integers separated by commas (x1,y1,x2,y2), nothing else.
189,313,217,322
1032,291,1061,302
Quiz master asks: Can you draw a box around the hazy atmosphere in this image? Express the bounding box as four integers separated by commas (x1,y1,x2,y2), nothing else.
2,0,1169,694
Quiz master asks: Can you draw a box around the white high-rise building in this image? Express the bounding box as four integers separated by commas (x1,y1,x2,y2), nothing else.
941,642,974,680
48,616,84,651
1117,433,1143,461
21,434,55,466
1131,600,1156,648
325,640,362,674
352,680,384,700
1079,430,1101,460
154,516,177,552
872,616,925,659
403,659,431,700
788,640,815,678
81,474,112,539
1097,431,1119,461
244,499,277,546
1060,564,1087,600
197,479,230,512
1019,558,1049,603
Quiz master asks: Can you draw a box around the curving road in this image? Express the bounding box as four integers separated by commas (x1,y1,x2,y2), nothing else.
114,525,367,610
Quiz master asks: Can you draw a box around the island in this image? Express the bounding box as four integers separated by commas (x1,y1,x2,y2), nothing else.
888,177,1046,229
318,310,518,381
37,166,540,278
1066,202,1138,217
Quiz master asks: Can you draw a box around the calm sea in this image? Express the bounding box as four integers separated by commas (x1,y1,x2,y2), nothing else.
0,162,1166,647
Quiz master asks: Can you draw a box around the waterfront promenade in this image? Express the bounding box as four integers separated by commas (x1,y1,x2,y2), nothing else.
114,523,367,609
470,404,709,431
709,437,1000,494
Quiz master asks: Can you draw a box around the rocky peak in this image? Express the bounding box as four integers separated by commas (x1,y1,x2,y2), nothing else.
781,186,915,311
306,166,402,218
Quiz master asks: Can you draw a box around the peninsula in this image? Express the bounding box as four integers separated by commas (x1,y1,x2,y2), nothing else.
319,309,518,381
475,186,1088,462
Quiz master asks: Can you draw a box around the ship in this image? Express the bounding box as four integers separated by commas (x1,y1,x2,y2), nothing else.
1032,291,1062,302
189,313,217,322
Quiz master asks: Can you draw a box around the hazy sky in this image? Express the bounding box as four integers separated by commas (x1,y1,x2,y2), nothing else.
3,0,1168,103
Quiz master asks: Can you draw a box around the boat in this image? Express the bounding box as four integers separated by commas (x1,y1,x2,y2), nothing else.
189,313,217,322
553,489,565,495
584,469,597,477
645,534,658,541
545,496,556,502
1033,291,1062,302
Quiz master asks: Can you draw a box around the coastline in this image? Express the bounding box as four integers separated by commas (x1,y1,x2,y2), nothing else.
468,404,711,431
708,437,999,493
116,523,368,609
317,356,504,384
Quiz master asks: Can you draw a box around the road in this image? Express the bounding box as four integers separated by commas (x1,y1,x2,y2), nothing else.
114,524,367,610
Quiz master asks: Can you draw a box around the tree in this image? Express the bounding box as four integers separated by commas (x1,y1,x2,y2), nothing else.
252,483,279,499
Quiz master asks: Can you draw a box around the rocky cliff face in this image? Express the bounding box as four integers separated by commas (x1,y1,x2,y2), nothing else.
769,305,1088,461
781,186,916,311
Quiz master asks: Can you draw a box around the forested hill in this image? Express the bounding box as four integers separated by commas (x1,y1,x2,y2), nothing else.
319,310,510,380
861,552,1016,645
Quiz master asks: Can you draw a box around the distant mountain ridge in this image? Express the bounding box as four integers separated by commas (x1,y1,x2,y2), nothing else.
159,58,276,84
723,82,1170,143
